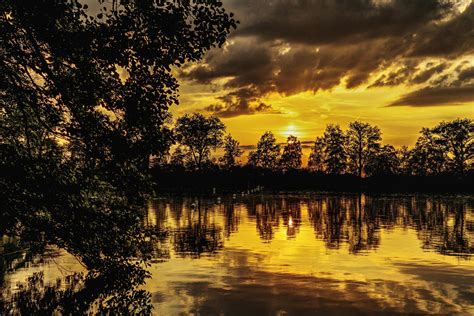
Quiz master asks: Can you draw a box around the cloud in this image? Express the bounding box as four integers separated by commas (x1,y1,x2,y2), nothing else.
458,66,474,82
181,38,274,87
369,60,419,87
389,57,474,106
370,61,453,87
408,2,474,57
388,85,474,106
412,62,451,84
233,0,454,45
204,87,280,118
180,0,474,115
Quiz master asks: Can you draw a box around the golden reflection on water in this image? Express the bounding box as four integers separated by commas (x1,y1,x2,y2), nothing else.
145,194,474,315
4,194,474,315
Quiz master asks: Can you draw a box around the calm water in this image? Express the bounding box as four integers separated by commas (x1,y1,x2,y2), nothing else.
3,194,474,315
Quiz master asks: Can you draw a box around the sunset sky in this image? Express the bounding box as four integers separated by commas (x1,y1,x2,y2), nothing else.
172,0,473,149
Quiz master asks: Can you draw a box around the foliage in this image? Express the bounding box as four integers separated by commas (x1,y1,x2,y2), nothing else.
431,118,473,174
308,137,326,172
346,121,382,177
248,131,281,169
220,134,243,169
247,150,259,166
169,145,188,170
323,124,347,174
174,113,226,171
280,135,302,171
159,117,473,178
1,0,236,313
396,145,411,175
409,128,447,175
365,145,399,177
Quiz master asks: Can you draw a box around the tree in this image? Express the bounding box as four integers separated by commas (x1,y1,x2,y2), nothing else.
396,145,411,175
169,146,188,170
346,121,381,177
365,145,399,177
409,128,447,175
220,134,243,169
1,0,236,312
431,118,473,174
248,131,280,169
323,124,347,174
174,113,226,171
308,137,326,172
280,135,303,171
247,150,259,167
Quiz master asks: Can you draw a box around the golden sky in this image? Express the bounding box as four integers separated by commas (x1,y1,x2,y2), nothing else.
172,0,474,148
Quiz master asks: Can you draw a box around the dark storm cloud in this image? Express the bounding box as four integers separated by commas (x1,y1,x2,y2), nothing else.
182,38,274,87
369,62,418,87
458,66,474,82
408,2,474,57
204,87,279,118
390,58,474,106
187,39,408,98
180,0,474,116
233,0,454,45
388,85,474,106
371,61,452,87
412,62,451,84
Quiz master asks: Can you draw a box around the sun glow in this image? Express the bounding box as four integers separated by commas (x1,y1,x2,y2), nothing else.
283,124,302,138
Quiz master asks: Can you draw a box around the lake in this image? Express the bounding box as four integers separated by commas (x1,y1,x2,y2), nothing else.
2,193,474,315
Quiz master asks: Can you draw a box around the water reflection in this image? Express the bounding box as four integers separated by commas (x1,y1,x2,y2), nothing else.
145,194,474,314
2,194,474,314
148,194,473,259
0,205,156,314
156,249,474,315
173,222,223,258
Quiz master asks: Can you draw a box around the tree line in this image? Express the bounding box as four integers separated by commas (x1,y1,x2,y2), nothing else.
158,114,473,177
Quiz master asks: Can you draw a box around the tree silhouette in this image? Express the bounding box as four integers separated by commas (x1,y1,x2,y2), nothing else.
248,131,280,169
431,118,473,175
323,124,347,174
365,145,399,177
156,117,473,183
169,146,188,170
409,128,446,175
1,0,236,210
280,135,303,171
308,136,326,172
396,145,411,175
174,113,226,171
220,134,243,169
247,150,259,167
346,121,382,178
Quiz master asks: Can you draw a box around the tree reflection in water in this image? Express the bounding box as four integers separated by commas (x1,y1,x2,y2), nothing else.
0,207,158,314
1,194,473,314
173,223,223,258
148,194,473,259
